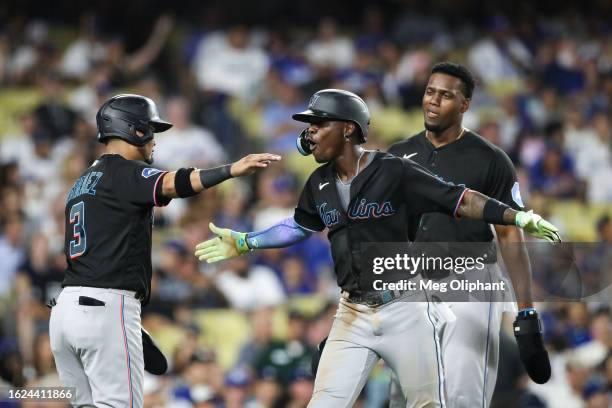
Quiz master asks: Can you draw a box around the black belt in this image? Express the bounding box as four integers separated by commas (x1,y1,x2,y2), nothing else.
343,289,407,307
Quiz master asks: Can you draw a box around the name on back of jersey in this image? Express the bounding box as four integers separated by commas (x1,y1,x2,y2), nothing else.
66,172,103,203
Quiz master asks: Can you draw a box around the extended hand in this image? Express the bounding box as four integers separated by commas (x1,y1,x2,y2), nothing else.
194,223,250,263
230,153,281,177
515,210,561,242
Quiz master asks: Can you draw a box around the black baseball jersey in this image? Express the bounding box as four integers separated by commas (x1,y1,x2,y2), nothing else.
63,154,171,304
293,151,467,291
388,130,523,260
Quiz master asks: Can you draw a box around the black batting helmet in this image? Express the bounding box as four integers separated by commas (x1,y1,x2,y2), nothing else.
96,94,172,146
293,89,370,141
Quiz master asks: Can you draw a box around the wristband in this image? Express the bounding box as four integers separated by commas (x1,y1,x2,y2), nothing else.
483,198,510,225
518,307,537,318
199,164,233,189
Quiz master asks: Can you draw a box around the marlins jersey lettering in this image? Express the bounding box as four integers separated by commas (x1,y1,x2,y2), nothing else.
63,154,171,304
293,151,467,291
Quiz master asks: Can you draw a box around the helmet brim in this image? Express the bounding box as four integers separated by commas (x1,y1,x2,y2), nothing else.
150,119,173,133
292,110,340,124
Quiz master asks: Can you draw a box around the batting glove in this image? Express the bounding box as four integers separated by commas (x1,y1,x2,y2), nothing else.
195,223,250,263
515,210,561,242
513,308,551,384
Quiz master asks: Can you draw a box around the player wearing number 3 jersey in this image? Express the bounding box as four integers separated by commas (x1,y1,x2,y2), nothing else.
49,94,280,407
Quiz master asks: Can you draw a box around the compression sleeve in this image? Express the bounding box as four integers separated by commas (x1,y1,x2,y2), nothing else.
246,216,313,249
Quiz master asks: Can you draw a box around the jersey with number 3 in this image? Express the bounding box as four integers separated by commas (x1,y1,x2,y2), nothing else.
63,154,170,303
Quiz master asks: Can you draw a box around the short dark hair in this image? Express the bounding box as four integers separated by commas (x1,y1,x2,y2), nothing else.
431,61,476,99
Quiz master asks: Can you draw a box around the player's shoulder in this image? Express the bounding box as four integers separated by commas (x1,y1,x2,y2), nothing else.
463,130,513,164
388,131,426,156
107,155,166,178
305,161,333,187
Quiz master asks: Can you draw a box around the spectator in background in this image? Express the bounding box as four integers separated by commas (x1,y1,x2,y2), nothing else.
266,31,313,88
529,142,582,199
566,303,593,347
223,366,254,408
172,351,224,406
568,310,611,387
5,20,54,85
395,48,432,110
214,256,285,311
253,172,298,230
0,339,26,388
582,378,609,408
237,307,275,368
0,112,57,184
251,366,282,408
0,215,26,298
580,112,612,203
261,77,307,153
59,14,107,81
154,96,226,170
33,73,76,142
213,179,252,236
254,311,313,387
67,65,113,126
467,15,532,87
193,24,269,99
285,369,314,408
31,332,60,385
103,15,175,86
305,18,355,70
279,255,316,296
332,46,381,95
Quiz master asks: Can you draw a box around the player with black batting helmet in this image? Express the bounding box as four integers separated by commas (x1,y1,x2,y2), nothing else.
49,94,280,407
195,88,560,407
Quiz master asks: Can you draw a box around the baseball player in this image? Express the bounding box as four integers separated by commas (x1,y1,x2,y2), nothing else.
386,62,552,407
195,89,560,407
49,94,280,407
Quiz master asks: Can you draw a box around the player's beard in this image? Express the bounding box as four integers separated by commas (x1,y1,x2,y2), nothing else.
138,145,154,164
424,120,451,134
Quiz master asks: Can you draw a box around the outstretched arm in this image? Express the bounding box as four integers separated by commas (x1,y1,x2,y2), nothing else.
161,153,281,199
456,190,561,242
195,217,313,263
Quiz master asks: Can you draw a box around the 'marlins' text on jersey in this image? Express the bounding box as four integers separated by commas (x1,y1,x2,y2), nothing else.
293,151,467,292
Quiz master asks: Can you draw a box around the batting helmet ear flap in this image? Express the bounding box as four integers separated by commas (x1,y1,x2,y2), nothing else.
296,128,312,156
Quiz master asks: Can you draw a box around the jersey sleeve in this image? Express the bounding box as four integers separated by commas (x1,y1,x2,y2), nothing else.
112,161,171,207
293,177,325,232
401,158,467,217
486,149,523,210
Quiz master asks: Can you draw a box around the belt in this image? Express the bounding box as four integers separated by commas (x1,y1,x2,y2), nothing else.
62,286,145,302
342,289,407,307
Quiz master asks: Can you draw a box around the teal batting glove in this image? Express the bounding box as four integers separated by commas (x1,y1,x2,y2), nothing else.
515,210,561,242
194,223,251,263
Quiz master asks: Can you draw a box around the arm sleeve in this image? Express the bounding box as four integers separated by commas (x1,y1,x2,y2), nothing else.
112,162,171,207
401,158,467,218
246,217,313,249
293,178,326,232
486,150,524,210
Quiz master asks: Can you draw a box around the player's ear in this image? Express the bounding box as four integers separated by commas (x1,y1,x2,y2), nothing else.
460,97,470,114
344,122,356,138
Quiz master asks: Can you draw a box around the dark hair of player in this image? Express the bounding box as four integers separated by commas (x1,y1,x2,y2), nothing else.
431,61,476,99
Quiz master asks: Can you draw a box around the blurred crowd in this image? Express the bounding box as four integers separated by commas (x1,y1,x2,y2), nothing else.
0,2,610,407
